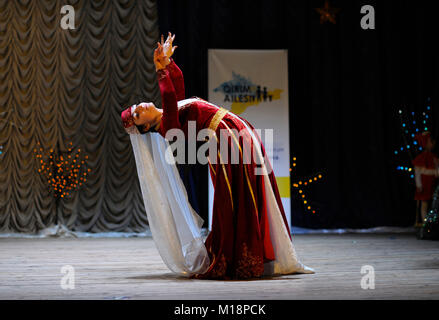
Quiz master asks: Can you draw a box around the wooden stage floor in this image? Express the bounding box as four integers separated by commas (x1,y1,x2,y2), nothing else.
1,233,438,300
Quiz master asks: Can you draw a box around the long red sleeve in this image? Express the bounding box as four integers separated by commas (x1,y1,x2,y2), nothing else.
157,68,181,132
166,59,185,101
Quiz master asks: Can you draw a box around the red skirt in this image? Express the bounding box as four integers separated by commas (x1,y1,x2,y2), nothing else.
194,113,291,279
415,174,437,201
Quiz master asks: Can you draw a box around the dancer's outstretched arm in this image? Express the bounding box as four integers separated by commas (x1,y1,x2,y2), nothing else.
162,33,185,101
154,41,181,131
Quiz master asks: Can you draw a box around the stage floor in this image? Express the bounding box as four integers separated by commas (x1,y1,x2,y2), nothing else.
1,233,438,300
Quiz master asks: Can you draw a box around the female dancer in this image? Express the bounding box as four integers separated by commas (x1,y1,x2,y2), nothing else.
121,33,313,279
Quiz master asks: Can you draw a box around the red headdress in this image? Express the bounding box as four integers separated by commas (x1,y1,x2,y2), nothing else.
121,105,135,129
415,131,431,149
121,105,141,134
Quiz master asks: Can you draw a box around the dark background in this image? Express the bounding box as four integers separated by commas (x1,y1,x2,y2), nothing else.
157,0,439,229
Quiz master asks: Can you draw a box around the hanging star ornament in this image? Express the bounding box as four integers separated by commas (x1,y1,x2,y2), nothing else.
316,0,340,24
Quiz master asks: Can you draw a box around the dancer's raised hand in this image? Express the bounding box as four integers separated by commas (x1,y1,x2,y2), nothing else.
163,32,177,59
154,42,170,71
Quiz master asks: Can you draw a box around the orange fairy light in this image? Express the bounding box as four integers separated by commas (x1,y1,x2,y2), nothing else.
34,142,90,199
291,156,324,214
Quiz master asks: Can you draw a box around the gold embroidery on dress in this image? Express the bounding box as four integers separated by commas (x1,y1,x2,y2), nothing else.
235,243,264,279
208,253,227,279
207,107,229,140
221,122,259,215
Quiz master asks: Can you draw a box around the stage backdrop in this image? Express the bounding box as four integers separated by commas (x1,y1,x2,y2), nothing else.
208,49,291,227
0,0,161,233
158,0,439,229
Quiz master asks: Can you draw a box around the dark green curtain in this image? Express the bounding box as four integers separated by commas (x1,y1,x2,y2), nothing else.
0,0,161,232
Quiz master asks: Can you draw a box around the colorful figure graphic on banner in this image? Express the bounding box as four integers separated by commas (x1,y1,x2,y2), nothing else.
213,73,283,115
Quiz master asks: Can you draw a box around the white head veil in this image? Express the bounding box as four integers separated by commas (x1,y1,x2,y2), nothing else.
129,131,210,276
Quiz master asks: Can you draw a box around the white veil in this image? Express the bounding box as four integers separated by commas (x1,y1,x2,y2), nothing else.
129,132,210,276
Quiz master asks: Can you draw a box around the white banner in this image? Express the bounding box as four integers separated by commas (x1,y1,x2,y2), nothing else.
207,49,291,228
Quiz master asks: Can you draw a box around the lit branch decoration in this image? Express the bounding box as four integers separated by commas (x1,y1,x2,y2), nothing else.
34,142,90,198
393,98,432,179
290,156,324,214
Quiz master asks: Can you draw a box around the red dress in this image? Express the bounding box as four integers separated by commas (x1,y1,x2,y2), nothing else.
156,60,292,279
412,151,439,201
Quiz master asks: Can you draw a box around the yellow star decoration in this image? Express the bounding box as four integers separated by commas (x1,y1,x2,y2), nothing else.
316,0,340,24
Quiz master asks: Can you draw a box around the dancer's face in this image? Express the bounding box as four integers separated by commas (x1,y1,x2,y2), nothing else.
133,102,162,131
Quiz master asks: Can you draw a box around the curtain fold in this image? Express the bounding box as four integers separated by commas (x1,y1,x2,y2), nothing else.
0,0,161,233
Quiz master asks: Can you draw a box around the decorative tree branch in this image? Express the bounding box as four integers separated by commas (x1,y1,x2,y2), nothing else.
34,142,90,199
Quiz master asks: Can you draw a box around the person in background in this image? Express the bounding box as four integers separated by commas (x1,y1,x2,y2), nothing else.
413,132,439,227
